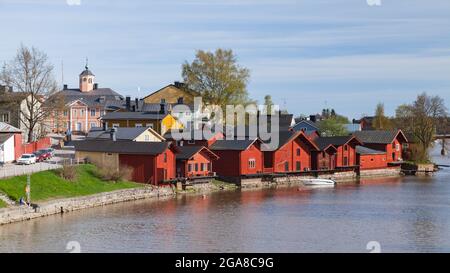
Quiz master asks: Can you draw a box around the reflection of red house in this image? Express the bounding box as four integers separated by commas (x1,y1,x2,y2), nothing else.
312,136,362,168
262,131,319,173
354,130,408,164
356,146,388,170
210,139,263,179
176,146,219,178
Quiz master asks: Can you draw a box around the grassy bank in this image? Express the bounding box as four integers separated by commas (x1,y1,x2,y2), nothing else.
0,199,6,208
0,164,143,203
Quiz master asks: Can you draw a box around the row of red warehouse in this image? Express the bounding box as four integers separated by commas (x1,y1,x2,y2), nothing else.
74,125,409,185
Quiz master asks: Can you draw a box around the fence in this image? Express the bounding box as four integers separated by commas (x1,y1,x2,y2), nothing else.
15,137,52,160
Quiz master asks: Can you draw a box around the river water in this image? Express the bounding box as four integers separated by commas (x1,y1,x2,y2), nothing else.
0,147,449,253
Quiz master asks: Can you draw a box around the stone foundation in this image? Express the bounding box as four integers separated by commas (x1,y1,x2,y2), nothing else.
360,167,402,178
0,187,175,226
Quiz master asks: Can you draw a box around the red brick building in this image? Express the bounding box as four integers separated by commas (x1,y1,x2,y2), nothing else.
210,139,264,180
176,146,219,178
262,131,319,173
354,130,408,164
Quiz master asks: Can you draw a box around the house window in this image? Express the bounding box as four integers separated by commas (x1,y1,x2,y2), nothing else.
63,110,68,116
90,109,96,116
396,144,400,152
135,123,143,127
296,148,301,156
164,153,167,163
248,159,256,169
1,113,9,123
146,123,153,128
112,123,120,128
177,97,184,104
392,143,396,149
144,135,150,141
201,163,205,171
81,109,85,116
344,145,348,151
90,122,97,129
195,163,199,171
160,98,166,104
188,164,192,172
343,157,348,166
296,161,301,171
73,110,77,117
285,162,289,172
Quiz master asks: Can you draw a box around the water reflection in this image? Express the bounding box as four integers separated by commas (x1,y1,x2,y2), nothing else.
0,148,449,253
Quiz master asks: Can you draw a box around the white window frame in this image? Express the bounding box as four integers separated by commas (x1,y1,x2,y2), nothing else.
112,123,120,128
135,123,143,128
146,123,153,128
248,158,256,169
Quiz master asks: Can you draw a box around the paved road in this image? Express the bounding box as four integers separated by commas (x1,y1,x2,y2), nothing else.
0,149,75,179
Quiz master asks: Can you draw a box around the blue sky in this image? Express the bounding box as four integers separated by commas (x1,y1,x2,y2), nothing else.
0,0,449,119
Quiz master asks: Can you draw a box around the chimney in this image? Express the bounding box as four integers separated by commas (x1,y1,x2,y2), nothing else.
126,96,131,111
160,103,166,114
135,98,139,111
93,83,98,90
174,81,185,89
63,84,68,90
309,115,317,123
110,127,117,141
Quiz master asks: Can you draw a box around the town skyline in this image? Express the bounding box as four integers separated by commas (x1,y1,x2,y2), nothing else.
0,0,449,119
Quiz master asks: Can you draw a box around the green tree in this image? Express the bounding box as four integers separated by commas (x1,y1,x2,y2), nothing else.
395,93,447,162
373,103,393,130
263,95,274,114
319,117,349,137
182,49,251,109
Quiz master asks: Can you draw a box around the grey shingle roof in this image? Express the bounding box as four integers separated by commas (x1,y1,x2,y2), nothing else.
353,130,405,144
86,127,152,141
0,133,14,144
210,139,257,151
314,136,359,150
56,88,124,107
74,140,170,155
356,145,386,155
100,111,168,121
0,122,21,133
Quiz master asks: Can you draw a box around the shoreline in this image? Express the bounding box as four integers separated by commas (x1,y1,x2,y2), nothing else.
0,171,404,226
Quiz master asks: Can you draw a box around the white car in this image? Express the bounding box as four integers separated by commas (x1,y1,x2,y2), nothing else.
17,154,37,165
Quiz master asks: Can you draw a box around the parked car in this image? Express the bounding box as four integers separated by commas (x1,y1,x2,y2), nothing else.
17,154,37,165
36,149,52,161
43,148,55,158
33,151,47,162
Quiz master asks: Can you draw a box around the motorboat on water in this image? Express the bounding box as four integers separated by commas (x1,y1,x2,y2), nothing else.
301,178,336,186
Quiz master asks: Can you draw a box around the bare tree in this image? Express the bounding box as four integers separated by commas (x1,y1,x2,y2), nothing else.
395,93,447,161
0,45,59,142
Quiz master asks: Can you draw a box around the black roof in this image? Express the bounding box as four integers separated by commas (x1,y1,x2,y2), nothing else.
353,130,406,144
86,127,155,141
210,139,257,151
314,136,358,150
176,146,219,160
356,145,386,155
164,129,222,141
100,111,168,121
74,140,170,155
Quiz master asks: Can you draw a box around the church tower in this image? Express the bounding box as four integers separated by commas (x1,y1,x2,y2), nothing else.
79,59,95,92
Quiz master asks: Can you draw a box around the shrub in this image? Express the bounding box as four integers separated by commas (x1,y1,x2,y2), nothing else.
94,164,133,183
57,164,78,181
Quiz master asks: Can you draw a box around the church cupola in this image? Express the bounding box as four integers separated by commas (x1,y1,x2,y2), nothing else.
79,59,95,92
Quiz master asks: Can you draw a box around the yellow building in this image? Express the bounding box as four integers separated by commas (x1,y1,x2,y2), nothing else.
100,111,183,135
143,82,198,105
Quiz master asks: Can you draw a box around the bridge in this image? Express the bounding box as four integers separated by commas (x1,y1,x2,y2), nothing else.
434,134,449,156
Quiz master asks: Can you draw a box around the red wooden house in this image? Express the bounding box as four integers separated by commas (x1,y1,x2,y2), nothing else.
354,130,408,164
75,140,178,185
312,136,362,168
210,138,264,181
176,146,219,178
311,141,338,170
356,146,388,170
262,130,319,173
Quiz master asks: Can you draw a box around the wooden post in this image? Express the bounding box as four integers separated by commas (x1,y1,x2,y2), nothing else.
442,138,447,156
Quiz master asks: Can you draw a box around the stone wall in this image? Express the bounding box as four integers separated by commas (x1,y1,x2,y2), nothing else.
360,168,402,178
0,187,175,226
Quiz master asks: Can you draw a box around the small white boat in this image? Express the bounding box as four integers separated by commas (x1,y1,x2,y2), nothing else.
302,178,336,186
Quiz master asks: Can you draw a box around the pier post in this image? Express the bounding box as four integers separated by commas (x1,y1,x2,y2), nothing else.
442,138,447,156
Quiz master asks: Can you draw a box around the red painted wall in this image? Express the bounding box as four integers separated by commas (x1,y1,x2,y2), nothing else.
119,154,155,184
335,143,357,167
363,138,403,164
240,144,263,175
213,143,263,177
156,149,176,182
359,153,388,170
177,150,214,177
16,137,51,160
272,138,312,172
312,150,336,170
